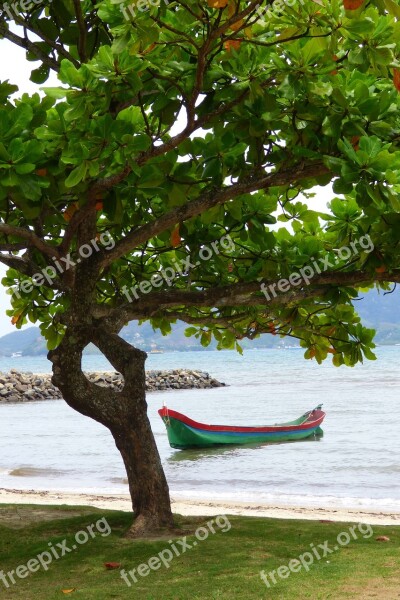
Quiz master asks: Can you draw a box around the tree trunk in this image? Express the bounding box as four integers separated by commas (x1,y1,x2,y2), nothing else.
111,416,173,537
48,325,174,537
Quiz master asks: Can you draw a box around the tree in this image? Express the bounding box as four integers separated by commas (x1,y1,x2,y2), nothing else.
1,0,400,535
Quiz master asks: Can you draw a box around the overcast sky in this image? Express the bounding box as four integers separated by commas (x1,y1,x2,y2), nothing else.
0,39,334,337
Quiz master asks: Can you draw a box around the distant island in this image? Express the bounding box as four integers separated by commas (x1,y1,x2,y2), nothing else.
1,288,399,357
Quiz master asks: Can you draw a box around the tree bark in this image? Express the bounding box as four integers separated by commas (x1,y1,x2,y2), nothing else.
48,325,174,537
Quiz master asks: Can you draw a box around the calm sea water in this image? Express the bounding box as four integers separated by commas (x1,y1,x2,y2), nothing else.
0,347,399,511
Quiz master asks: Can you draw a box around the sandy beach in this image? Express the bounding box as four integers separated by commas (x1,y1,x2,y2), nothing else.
0,487,399,525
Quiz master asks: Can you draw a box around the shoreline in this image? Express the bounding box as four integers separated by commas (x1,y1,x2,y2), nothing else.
0,488,399,525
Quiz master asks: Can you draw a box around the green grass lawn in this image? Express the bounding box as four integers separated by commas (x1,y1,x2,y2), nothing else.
0,504,399,599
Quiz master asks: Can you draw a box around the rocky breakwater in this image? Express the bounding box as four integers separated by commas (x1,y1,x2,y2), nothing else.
0,369,225,403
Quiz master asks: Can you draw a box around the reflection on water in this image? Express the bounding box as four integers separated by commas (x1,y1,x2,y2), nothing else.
167,436,324,463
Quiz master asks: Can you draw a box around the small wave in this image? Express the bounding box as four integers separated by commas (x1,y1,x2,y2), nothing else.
109,477,128,485
9,467,67,478
334,464,400,474
170,489,400,511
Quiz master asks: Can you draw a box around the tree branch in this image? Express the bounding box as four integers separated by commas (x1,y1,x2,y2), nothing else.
10,12,80,67
92,269,399,329
0,253,42,278
203,1,263,43
0,243,27,251
0,21,60,72
100,161,330,266
72,0,88,62
0,224,61,260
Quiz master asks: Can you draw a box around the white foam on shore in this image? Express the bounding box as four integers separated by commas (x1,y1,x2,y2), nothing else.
170,489,400,512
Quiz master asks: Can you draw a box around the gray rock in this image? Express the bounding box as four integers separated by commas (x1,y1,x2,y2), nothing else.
15,384,28,393
7,395,20,402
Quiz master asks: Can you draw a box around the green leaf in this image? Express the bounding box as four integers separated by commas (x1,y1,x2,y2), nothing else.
59,60,83,87
41,87,68,99
65,162,87,188
30,65,50,84
137,164,164,188
184,327,197,337
202,158,221,180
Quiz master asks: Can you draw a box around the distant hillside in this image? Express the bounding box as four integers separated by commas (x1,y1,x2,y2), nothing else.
0,327,44,356
355,288,400,344
0,288,399,356
0,320,282,356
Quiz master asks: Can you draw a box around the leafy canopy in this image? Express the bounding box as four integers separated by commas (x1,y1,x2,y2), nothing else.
1,0,400,365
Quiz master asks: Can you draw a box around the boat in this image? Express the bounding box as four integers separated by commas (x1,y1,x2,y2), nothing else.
158,405,325,449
